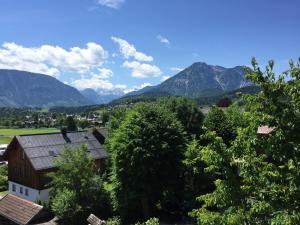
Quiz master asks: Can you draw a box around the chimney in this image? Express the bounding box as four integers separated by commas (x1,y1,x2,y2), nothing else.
61,128,71,143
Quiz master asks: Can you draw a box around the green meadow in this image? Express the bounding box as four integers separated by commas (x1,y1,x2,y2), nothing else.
0,128,59,144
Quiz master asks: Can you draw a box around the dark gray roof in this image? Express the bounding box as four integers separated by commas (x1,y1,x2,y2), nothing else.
16,131,107,171
95,127,108,139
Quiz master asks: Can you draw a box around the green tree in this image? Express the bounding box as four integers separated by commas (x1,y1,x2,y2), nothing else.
49,145,109,224
101,110,110,125
0,165,8,192
192,58,300,225
109,103,186,222
78,120,89,130
158,97,204,136
65,116,77,131
217,97,232,108
183,137,212,212
204,107,235,145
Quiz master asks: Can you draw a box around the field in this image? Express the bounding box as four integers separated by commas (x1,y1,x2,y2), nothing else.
0,128,59,144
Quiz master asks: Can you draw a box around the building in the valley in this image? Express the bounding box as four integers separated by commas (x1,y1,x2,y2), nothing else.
2,130,108,202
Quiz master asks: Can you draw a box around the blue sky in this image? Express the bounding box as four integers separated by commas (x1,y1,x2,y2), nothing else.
0,0,299,93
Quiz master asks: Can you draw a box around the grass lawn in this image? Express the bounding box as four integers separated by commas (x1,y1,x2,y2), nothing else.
0,137,12,144
0,190,8,196
0,128,59,144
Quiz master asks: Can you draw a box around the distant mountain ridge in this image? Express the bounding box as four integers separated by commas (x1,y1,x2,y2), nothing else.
113,62,255,105
0,69,91,107
80,88,123,104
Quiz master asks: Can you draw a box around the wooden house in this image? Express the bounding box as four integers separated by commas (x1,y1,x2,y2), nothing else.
2,130,108,202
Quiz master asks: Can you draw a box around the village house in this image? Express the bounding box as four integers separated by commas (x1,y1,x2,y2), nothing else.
1,129,108,202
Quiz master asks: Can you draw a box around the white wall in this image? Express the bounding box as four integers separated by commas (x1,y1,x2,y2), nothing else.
8,181,50,202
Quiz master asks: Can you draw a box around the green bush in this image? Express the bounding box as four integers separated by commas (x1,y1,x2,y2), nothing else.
0,165,8,192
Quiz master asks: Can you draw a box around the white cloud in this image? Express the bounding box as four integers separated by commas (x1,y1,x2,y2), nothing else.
170,67,184,73
123,61,162,78
0,42,108,77
115,84,127,89
94,68,113,79
161,75,171,81
123,82,152,93
111,36,153,62
72,75,114,91
157,35,170,46
97,0,125,9
72,74,130,97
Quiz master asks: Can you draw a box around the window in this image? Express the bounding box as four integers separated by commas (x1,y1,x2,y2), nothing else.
20,186,23,194
12,184,16,192
25,189,29,196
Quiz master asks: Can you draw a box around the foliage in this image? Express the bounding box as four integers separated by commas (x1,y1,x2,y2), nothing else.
109,103,186,222
101,109,110,125
135,217,160,225
195,86,261,106
106,217,121,225
0,165,8,192
65,116,77,131
192,58,300,225
108,107,128,132
49,145,110,224
158,97,204,135
204,107,235,145
217,97,232,107
51,188,81,220
183,138,212,211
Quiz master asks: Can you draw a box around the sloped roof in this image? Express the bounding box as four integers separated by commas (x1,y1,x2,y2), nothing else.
94,128,108,139
12,131,107,171
87,214,105,225
0,194,44,225
257,126,274,135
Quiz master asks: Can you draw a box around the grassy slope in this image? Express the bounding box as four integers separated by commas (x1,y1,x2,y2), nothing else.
0,128,59,144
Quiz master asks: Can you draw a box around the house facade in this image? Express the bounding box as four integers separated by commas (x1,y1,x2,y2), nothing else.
3,130,108,202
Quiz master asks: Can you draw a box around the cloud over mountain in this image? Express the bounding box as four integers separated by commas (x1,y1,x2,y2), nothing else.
122,61,162,78
112,36,162,79
0,42,107,77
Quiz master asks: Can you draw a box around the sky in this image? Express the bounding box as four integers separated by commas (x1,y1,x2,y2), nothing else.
0,0,299,94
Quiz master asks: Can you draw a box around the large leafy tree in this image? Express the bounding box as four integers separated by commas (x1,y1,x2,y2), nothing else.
65,116,78,131
109,103,186,222
158,97,204,136
49,145,109,224
192,58,300,225
204,107,235,145
183,137,213,212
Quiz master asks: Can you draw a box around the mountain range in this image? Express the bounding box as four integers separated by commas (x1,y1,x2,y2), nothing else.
115,62,254,103
0,69,90,107
0,62,255,108
80,88,123,104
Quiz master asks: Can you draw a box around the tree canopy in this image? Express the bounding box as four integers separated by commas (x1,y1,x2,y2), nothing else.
192,58,300,225
49,145,109,224
158,97,204,136
65,116,77,131
108,103,187,222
